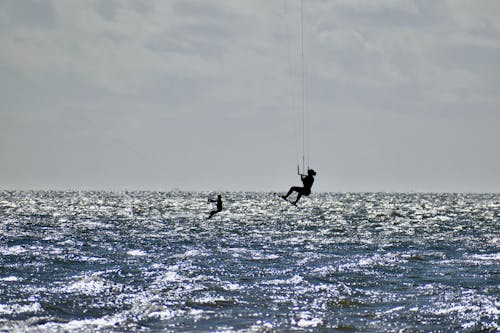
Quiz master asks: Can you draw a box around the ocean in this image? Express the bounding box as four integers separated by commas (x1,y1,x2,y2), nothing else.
0,191,498,332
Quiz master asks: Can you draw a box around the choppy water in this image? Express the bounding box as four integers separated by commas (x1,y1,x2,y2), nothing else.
0,191,498,332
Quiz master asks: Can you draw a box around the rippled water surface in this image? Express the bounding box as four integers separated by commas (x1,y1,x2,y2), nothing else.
0,191,498,332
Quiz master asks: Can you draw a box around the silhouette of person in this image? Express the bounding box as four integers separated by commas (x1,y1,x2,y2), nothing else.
208,194,223,219
282,169,316,205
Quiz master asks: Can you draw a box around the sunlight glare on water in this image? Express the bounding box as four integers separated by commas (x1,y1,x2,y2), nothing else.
0,191,498,332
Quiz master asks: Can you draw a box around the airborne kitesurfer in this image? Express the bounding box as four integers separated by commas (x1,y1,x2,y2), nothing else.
282,169,316,205
208,194,223,219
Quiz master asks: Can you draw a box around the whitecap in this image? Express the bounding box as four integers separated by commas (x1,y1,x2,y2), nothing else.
184,249,201,257
0,303,41,315
265,275,303,285
127,249,147,256
145,306,175,320
222,282,241,291
1,276,20,282
58,239,74,246
189,309,204,316
44,315,122,331
0,245,27,255
163,271,181,282
462,321,477,329
296,317,323,328
252,320,274,331
382,306,405,314
171,249,204,259
190,296,235,307
251,252,280,260
470,253,500,261
434,304,480,315
288,275,303,284
65,275,108,295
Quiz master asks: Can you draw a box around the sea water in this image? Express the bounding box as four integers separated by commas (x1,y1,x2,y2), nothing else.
0,191,498,332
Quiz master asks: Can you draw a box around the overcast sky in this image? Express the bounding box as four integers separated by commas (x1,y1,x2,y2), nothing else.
1,0,499,192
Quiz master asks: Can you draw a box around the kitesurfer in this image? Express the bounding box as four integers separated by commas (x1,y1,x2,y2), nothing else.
208,194,223,219
282,169,316,205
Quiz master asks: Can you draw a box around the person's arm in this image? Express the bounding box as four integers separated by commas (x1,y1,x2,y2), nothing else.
297,165,308,177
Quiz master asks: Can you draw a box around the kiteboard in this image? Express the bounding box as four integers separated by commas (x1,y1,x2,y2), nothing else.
275,193,299,208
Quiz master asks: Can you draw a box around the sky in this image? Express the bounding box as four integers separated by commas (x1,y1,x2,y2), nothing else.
1,0,499,192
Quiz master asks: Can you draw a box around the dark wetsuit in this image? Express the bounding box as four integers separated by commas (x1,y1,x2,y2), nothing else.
283,174,315,204
208,195,223,219
300,174,314,195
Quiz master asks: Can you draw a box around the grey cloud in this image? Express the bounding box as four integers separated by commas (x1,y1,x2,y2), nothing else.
127,1,153,14
147,2,248,59
173,1,234,21
146,23,233,59
0,0,57,29
0,0,499,191
95,0,121,20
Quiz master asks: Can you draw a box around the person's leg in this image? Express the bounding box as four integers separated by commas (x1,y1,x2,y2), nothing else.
292,193,302,204
292,188,307,204
283,186,301,199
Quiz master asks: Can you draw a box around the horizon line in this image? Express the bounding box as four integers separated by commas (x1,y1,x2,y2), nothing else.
0,188,498,195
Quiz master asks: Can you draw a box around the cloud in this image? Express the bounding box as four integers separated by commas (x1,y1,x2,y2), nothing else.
300,0,500,115
0,0,499,191
95,0,121,20
0,0,57,29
